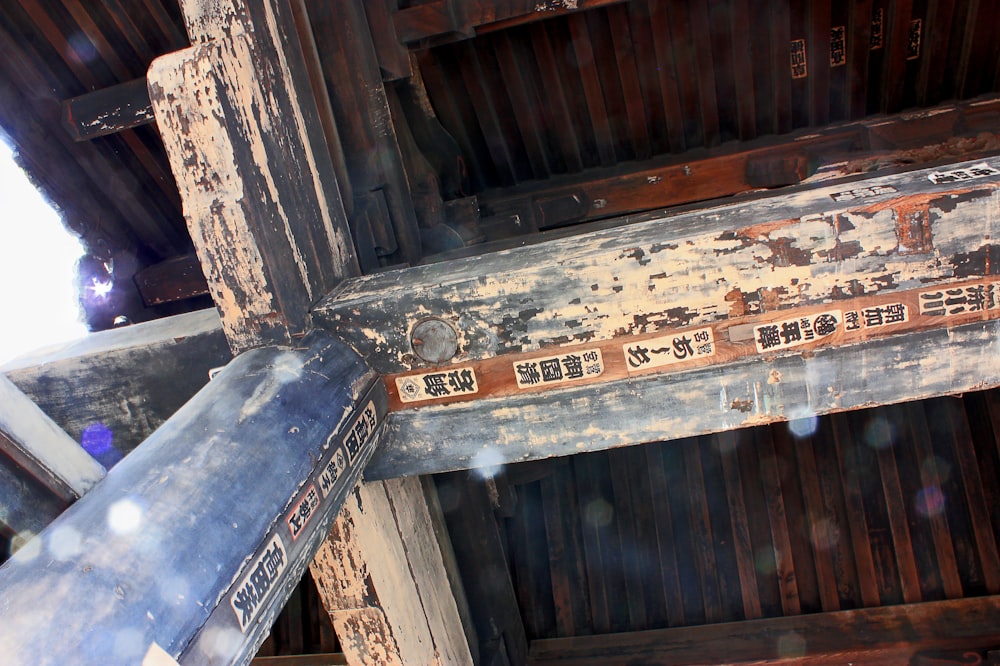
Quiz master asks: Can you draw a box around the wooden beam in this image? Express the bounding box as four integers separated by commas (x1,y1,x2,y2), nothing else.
61,77,154,141
148,0,358,353
475,96,1000,232
0,375,105,503
134,253,209,306
2,309,231,461
312,156,1000,477
0,334,386,665
527,595,1000,665
310,476,473,665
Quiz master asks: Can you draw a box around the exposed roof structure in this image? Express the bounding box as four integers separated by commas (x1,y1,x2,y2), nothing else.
1,1,1000,664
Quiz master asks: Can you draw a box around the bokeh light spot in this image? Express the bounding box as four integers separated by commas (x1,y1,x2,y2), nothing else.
914,485,946,518
48,525,82,560
81,422,123,468
777,632,807,658
583,498,614,528
864,416,894,450
471,448,505,481
108,498,143,535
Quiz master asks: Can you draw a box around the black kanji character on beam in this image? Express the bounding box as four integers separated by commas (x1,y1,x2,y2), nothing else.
447,369,476,393
540,359,563,382
423,373,451,397
757,325,781,350
562,354,584,379
516,362,541,385
813,313,838,336
780,321,801,344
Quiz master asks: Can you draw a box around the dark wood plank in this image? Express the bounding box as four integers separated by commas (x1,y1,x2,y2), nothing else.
770,0,793,134
827,1,850,123
717,431,763,620
791,432,841,612
644,443,687,627
568,13,617,167
808,0,833,127
706,0,739,144
529,21,584,173
730,0,757,140
508,480,558,639
755,427,801,615
700,434,744,622
134,252,208,306
493,31,550,180
458,40,519,185
607,448,648,630
606,4,650,160
683,437,724,623
571,452,613,633
941,397,1000,593
540,463,592,637
788,0,810,129
528,596,1000,665
881,0,915,113
688,0,721,145
830,412,881,607
647,0,686,152
916,0,956,106
665,0,704,147
662,440,705,624
621,445,669,628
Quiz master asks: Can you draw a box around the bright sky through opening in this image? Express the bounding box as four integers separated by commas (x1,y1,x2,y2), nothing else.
0,139,87,365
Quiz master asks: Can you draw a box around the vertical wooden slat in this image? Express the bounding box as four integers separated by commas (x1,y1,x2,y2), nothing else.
812,414,864,610
529,21,584,173
608,449,648,630
457,40,519,186
688,0,721,145
770,424,821,614
881,0,915,113
513,481,559,639
626,2,670,156
916,0,956,105
788,0,810,129
718,431,762,620
666,0,705,147
706,0,738,143
807,0,832,127
645,443,687,627
951,0,981,100
493,30,550,180
771,0,793,134
941,397,1000,594
647,0,686,152
572,453,612,633
541,464,592,637
748,0,775,136
663,440,705,624
874,406,923,604
847,0,873,120
730,0,757,140
831,413,881,608
756,427,801,616
568,13,617,166
792,432,841,612
684,437,724,623
701,435,744,623
623,445,670,628
607,4,651,160
585,9,633,162
828,1,849,122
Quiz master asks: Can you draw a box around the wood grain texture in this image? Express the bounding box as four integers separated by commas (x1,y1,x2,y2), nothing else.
310,477,474,666
148,0,357,352
528,595,1000,665
317,156,1000,376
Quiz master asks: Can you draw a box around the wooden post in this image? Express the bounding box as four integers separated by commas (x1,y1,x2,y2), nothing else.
149,2,474,663
0,333,386,666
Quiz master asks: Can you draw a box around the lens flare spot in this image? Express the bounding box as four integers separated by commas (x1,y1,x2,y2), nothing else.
583,498,614,527
113,627,144,660
108,499,143,535
159,575,191,605
914,485,946,518
48,525,82,560
777,632,807,658
863,416,894,450
810,518,840,551
81,422,123,468
788,414,819,439
198,627,243,660
471,448,505,481
920,455,951,485
754,548,777,576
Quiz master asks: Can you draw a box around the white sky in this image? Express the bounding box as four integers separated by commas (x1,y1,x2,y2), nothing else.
0,140,88,365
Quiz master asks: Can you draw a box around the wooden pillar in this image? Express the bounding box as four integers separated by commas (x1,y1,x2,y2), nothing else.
149,1,473,663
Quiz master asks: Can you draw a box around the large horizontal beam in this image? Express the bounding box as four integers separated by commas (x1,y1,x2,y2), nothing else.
527,595,1000,665
316,156,1000,477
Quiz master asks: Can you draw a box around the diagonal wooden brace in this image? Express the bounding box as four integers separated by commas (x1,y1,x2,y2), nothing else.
0,332,386,666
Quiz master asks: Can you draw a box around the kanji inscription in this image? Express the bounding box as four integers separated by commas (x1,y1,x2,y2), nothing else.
395,368,479,403
514,349,604,389
754,311,842,353
623,327,716,372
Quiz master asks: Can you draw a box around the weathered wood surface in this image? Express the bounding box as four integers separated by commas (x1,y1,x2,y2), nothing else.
316,156,1000,376
2,309,231,461
61,77,154,141
368,316,1000,478
0,334,385,666
527,595,1000,665
0,375,104,502
310,476,474,666
148,0,357,353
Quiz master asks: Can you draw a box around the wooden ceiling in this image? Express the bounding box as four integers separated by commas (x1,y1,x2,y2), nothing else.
2,0,1000,663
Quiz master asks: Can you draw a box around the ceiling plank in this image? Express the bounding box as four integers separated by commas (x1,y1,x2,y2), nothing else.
528,594,1000,664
